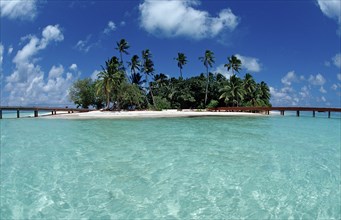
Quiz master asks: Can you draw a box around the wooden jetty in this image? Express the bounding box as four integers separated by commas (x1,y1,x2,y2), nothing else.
208,107,341,118
0,106,91,119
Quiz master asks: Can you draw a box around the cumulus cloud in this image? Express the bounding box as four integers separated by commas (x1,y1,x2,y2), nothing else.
0,43,3,66
3,25,77,106
331,84,338,90
332,53,341,68
281,71,299,86
8,46,13,55
317,0,341,36
139,0,239,39
75,35,94,53
91,70,101,80
69,64,78,71
319,86,327,93
0,0,38,20
308,73,326,86
337,73,341,81
213,64,232,79
103,21,116,34
235,54,262,72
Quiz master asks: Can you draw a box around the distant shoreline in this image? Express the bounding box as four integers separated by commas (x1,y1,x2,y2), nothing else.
43,110,263,119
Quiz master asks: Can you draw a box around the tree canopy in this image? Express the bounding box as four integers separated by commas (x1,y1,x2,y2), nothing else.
69,39,271,110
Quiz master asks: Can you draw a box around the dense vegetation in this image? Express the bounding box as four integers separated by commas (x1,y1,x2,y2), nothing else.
69,39,271,110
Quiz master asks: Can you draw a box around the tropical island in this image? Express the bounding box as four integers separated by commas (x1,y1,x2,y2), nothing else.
69,39,271,111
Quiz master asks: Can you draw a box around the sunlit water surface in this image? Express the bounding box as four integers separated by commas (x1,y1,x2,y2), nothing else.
1,115,340,219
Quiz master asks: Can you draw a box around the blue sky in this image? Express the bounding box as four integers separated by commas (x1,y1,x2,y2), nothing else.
0,0,340,107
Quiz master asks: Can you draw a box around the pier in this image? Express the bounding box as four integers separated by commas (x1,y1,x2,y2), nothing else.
208,107,341,118
0,106,91,119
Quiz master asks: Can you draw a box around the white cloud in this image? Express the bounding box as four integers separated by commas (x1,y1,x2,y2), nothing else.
337,73,341,81
332,53,341,68
91,70,101,80
308,73,326,86
319,86,327,93
270,86,299,106
281,71,298,86
48,65,64,79
331,84,338,90
69,64,78,71
213,64,232,79
299,86,310,98
139,0,239,39
317,0,341,36
0,0,38,20
120,21,126,26
103,21,116,34
75,35,94,53
3,25,77,106
235,54,262,72
0,43,3,66
41,25,64,47
8,46,13,55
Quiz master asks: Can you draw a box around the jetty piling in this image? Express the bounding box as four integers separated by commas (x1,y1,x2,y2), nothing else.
208,107,341,118
0,106,90,119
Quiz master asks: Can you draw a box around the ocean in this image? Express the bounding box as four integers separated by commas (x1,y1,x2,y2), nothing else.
1,114,340,219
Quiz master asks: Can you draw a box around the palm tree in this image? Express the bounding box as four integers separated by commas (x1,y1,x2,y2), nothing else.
199,50,215,106
225,55,242,75
175,52,187,78
141,49,156,107
258,81,271,106
219,75,244,106
95,56,125,110
242,73,256,105
115,39,130,77
127,55,143,86
115,39,129,64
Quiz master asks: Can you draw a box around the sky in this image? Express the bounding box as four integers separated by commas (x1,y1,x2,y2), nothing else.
0,0,340,107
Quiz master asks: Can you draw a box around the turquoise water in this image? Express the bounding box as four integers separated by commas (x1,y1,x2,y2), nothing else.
1,115,340,219
1,110,52,119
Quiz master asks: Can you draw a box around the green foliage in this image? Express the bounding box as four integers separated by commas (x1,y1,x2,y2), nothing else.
207,100,219,108
153,96,171,111
69,78,104,109
116,82,145,110
69,40,271,110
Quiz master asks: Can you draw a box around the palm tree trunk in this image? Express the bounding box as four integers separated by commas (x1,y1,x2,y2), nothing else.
180,68,183,79
149,83,156,109
204,66,209,106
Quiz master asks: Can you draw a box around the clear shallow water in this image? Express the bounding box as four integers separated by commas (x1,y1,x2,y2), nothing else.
1,115,340,219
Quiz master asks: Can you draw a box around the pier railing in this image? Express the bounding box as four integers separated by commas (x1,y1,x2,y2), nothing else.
208,106,341,118
0,106,91,119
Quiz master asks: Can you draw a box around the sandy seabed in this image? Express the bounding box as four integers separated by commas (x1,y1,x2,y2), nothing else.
44,109,264,119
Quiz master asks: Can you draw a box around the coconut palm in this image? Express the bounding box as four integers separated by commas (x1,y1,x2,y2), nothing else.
115,39,129,64
199,50,215,106
141,49,156,107
95,56,125,110
175,52,187,78
127,55,144,86
258,81,271,106
225,55,242,75
242,73,257,105
219,75,244,106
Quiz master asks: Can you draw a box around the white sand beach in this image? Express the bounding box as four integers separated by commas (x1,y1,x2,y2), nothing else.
44,109,263,119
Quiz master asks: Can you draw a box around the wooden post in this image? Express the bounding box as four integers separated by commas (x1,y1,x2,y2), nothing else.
328,111,331,118
313,110,315,117
0,110,2,119
34,110,38,117
280,110,284,116
296,110,300,117
17,110,20,118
